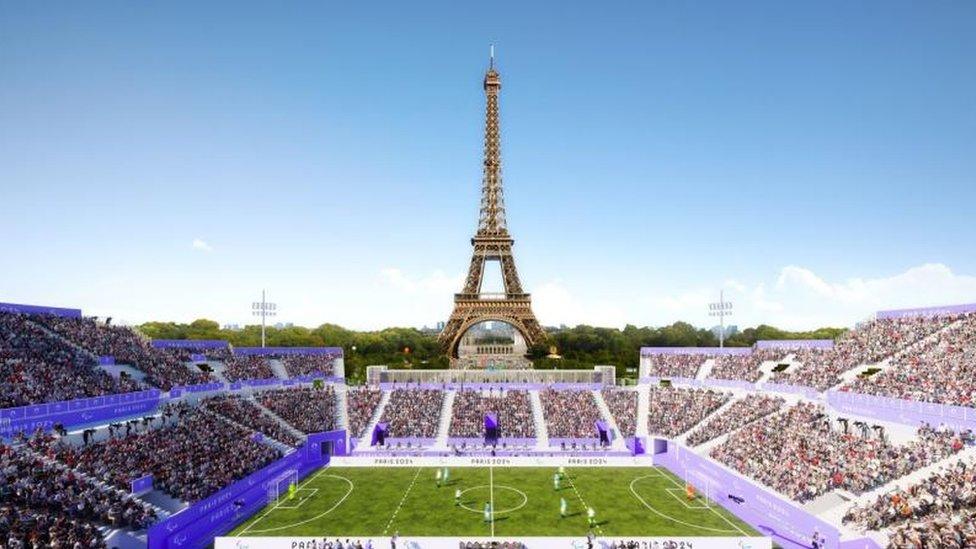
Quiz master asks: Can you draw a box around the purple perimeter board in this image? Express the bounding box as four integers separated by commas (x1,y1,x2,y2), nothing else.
147,430,345,549
755,339,834,350
641,347,752,356
828,390,976,432
152,339,229,349
0,390,161,439
654,440,841,549
234,346,343,356
0,301,82,318
877,302,976,319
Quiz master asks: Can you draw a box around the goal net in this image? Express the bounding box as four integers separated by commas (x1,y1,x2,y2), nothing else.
266,469,300,504
681,468,713,509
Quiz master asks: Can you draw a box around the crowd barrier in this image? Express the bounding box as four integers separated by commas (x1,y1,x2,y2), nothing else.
148,430,346,549
378,381,603,391
641,347,752,356
0,389,160,438
877,302,976,319
0,301,82,318
169,382,225,397
827,390,976,432
234,346,342,356
755,339,834,350
131,474,154,495
701,378,756,390
654,440,843,549
758,382,821,399
152,339,229,349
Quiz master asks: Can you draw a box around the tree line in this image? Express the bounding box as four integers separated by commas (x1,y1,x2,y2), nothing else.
138,319,845,383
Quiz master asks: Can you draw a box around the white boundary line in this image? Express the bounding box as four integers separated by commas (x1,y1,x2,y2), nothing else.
663,488,710,509
383,467,422,535
565,469,603,536
629,475,739,534
489,466,495,537
458,485,527,515
243,475,354,534
654,467,751,536
237,467,329,535
274,488,319,509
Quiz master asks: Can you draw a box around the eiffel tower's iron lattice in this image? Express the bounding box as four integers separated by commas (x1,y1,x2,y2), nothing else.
439,53,546,360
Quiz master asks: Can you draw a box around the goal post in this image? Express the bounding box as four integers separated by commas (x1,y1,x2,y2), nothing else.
267,469,300,504
682,467,712,508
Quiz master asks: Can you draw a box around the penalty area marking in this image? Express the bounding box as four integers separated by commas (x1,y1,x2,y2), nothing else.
629,475,741,535
458,485,528,515
274,488,318,509
237,473,354,535
649,467,752,536
664,488,710,510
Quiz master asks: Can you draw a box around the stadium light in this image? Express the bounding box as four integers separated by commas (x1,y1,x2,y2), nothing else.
251,289,277,348
708,290,733,348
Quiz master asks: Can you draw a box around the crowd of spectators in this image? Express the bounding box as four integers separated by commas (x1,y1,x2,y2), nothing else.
601,388,637,437
347,387,383,437
646,387,729,437
1,312,140,407
0,439,157,548
281,353,340,378
449,389,535,438
708,349,786,382
711,402,972,503
685,394,784,446
202,394,304,446
158,344,231,363
774,315,958,391
222,355,275,382
844,457,976,533
380,389,444,438
887,508,976,548
845,314,976,407
258,387,338,434
540,388,602,439
37,402,280,503
643,353,710,378
33,314,209,389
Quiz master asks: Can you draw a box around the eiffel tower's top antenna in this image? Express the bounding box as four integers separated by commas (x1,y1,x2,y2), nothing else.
478,45,506,237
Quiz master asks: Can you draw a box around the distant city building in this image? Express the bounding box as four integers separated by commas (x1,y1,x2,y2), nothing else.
222,323,241,331
711,324,739,338
273,322,294,329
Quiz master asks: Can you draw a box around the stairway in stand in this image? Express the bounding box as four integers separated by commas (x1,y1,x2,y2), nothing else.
357,390,391,451
591,389,627,450
529,389,550,449
433,390,457,449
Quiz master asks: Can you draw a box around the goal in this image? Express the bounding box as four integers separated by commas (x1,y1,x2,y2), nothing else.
266,469,300,504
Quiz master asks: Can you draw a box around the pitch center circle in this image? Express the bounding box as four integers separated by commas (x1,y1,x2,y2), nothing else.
457,484,528,515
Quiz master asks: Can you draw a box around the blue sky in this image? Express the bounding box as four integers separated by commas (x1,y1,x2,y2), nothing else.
1,1,974,330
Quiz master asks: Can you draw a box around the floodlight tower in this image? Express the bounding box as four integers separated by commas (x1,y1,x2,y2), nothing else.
708,290,733,348
252,290,277,348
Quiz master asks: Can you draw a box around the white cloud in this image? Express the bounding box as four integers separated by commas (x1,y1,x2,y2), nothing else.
648,262,976,330
373,263,976,331
379,268,462,294
191,238,212,252
532,279,628,328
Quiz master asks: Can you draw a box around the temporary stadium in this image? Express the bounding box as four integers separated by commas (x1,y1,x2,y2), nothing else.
4,296,976,549
4,7,975,549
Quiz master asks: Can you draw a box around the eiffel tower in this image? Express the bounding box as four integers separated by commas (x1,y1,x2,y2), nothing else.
440,51,546,362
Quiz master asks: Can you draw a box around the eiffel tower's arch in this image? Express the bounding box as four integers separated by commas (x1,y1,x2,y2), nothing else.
447,315,533,360
439,52,546,363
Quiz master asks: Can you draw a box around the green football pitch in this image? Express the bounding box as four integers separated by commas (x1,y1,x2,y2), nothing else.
229,466,760,538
